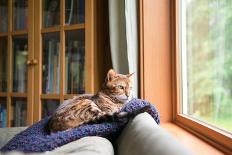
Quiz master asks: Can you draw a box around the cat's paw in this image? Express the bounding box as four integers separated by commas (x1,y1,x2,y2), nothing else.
90,106,102,115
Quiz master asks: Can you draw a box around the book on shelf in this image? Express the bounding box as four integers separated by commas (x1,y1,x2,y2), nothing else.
14,0,28,30
0,44,2,91
65,0,85,25
0,39,7,92
65,0,74,25
0,0,8,32
0,104,7,128
66,40,85,94
77,0,85,23
14,44,28,92
45,40,60,94
44,0,60,27
13,101,26,127
42,101,59,118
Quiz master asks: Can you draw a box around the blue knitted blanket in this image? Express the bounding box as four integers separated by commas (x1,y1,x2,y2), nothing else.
1,98,160,153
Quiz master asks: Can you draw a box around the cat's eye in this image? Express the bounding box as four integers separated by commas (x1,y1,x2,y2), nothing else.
117,85,124,89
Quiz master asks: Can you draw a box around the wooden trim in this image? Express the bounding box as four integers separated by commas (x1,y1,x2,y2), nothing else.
0,33,8,37
171,0,232,154
60,0,65,103
11,30,28,36
0,93,7,97
139,0,172,122
26,0,34,126
139,0,144,99
85,0,95,93
7,0,13,127
63,24,85,31
10,93,27,98
170,0,180,120
41,94,60,100
33,0,42,122
161,123,224,155
41,27,60,33
175,115,232,154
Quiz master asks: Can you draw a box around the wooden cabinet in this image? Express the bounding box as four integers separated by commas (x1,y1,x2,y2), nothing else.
0,0,97,127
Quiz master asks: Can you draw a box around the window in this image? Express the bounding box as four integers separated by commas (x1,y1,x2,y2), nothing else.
180,0,232,134
140,0,232,153
176,0,232,153
181,0,232,132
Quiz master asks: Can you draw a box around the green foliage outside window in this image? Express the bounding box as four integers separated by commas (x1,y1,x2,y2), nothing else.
183,0,232,132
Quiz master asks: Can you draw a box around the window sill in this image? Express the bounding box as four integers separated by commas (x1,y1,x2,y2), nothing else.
161,122,224,155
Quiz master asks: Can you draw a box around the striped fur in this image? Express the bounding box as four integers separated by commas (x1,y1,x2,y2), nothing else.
49,69,134,133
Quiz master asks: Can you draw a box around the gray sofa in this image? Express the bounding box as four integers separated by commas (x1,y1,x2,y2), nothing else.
0,113,193,155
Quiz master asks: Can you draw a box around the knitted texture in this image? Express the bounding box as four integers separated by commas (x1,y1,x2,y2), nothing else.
1,98,160,153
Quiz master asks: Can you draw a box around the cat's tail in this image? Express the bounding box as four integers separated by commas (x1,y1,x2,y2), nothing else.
85,105,151,125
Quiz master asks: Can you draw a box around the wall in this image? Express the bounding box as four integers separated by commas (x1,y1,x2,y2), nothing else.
94,0,112,92
140,0,172,123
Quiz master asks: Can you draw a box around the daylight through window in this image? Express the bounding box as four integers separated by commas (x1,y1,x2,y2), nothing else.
180,0,232,133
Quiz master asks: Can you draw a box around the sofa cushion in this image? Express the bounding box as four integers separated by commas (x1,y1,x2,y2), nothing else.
117,112,193,155
0,127,27,148
1,136,114,155
52,136,114,155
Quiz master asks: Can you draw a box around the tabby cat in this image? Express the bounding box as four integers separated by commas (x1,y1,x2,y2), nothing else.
49,69,135,133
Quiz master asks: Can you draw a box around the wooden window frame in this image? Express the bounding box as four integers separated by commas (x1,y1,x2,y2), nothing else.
171,0,231,154
140,0,232,154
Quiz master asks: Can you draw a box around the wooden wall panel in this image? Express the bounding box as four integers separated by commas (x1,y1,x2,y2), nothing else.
94,0,112,92
140,0,172,122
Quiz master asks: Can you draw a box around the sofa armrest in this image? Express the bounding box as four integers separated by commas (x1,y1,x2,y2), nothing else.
0,127,27,148
117,112,193,155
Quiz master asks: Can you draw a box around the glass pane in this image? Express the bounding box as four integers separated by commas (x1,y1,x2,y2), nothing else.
181,0,232,133
11,98,27,127
42,100,59,118
0,0,8,32
65,0,85,25
13,0,28,30
0,37,8,92
0,98,7,128
42,33,60,94
13,36,28,93
65,30,85,94
43,0,60,28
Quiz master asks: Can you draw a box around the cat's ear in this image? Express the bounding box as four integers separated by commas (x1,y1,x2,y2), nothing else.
107,69,117,81
127,72,134,78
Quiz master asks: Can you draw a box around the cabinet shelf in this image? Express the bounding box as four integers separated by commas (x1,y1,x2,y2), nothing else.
0,93,7,97
41,94,60,100
10,93,27,98
0,33,8,37
11,30,28,36
63,23,85,30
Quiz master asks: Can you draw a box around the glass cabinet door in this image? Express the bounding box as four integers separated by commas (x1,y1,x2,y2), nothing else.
42,32,60,94
43,0,60,27
13,36,28,93
11,98,27,127
0,98,7,128
13,0,28,31
0,0,32,127
0,37,8,92
42,100,60,118
65,0,85,25
1,0,94,125
0,0,8,32
65,29,85,94
11,0,29,127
